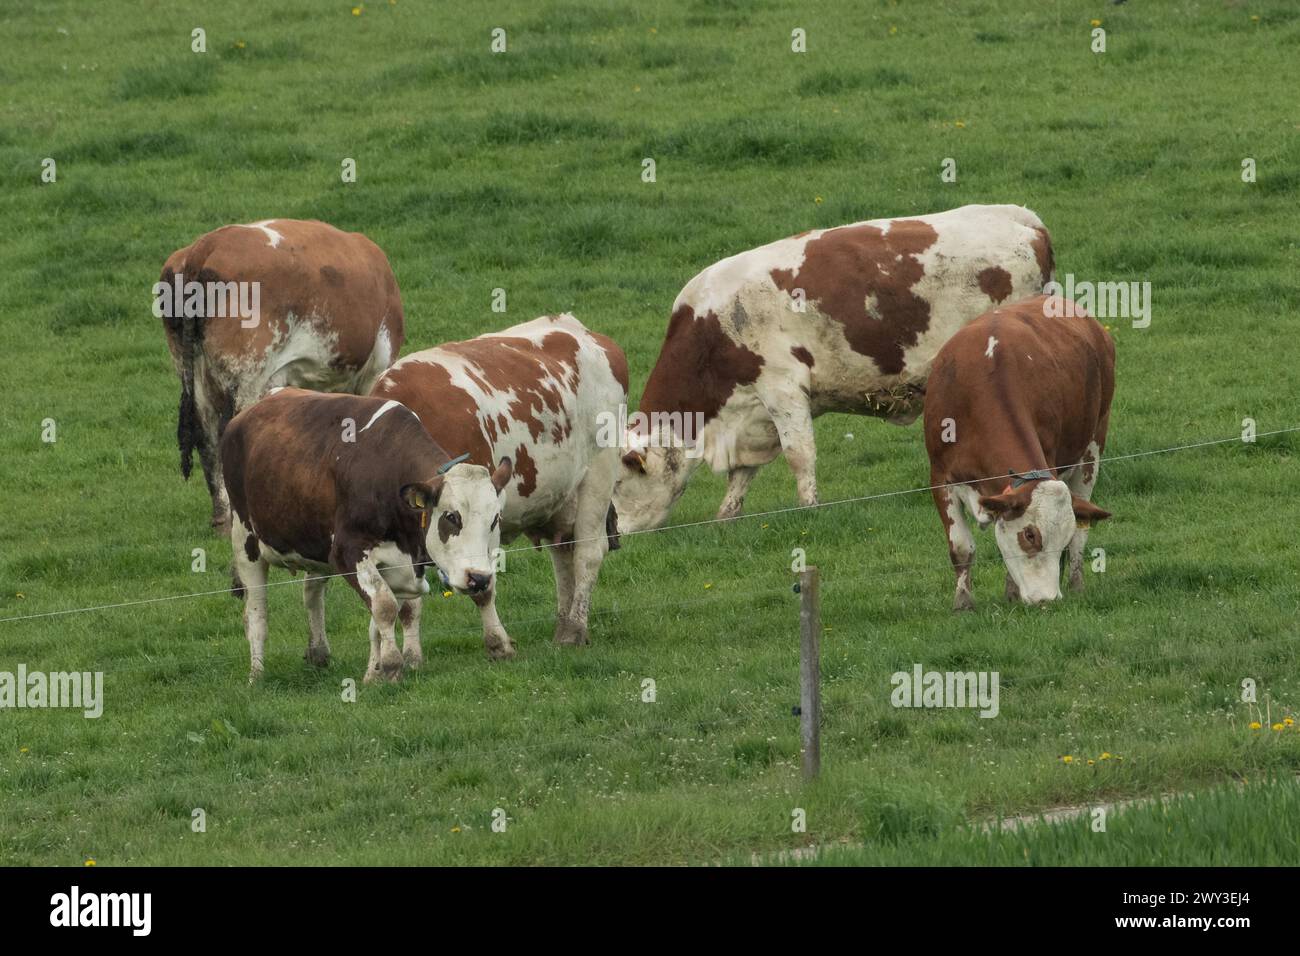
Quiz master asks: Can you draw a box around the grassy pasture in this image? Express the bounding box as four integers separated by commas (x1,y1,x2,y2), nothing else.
0,0,1298,865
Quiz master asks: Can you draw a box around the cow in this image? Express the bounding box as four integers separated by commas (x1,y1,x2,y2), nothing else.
372,314,628,660
159,219,405,532
923,295,1115,609
220,387,513,683
611,204,1054,532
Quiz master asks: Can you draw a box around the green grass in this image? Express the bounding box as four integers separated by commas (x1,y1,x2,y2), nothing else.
1,0,1298,865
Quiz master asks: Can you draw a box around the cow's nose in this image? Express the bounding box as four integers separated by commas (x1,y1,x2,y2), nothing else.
466,571,492,594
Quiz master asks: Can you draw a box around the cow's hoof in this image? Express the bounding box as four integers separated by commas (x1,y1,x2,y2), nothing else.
486,642,516,661
305,644,331,668
952,592,975,613
247,668,264,685
403,646,424,669
1068,574,1085,594
554,620,589,646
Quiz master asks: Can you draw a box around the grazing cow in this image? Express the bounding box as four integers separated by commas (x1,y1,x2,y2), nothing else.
221,388,512,683
612,204,1054,531
159,219,405,531
923,295,1115,609
372,314,628,659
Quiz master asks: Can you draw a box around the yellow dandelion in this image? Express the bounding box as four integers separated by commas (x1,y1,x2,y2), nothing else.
352,6,362,15
451,826,461,833
889,25,898,35
19,747,28,754
1272,723,1285,732
1090,19,1102,27
442,590,453,599
954,120,966,128
650,27,657,34
814,196,823,204
1251,15,1260,22
235,40,246,49
703,582,713,590
761,523,769,529
1087,759,1095,765
1100,751,1111,760
84,859,96,867
1061,755,1073,764
16,593,24,599
1285,717,1295,726
1249,721,1262,730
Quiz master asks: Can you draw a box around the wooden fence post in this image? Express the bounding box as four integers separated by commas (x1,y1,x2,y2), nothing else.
798,566,821,781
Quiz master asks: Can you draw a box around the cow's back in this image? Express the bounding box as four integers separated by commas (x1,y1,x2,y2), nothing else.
374,314,627,536
925,296,1115,479
644,204,1052,422
161,219,404,396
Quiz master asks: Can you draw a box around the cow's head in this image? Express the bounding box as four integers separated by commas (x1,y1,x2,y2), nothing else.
978,479,1111,604
610,426,694,533
401,458,513,596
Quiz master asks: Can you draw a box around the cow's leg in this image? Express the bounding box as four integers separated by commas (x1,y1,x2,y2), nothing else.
555,456,616,646
764,389,818,506
1065,440,1102,593
350,558,404,683
473,587,515,660
549,540,576,622
717,465,759,520
193,377,231,533
231,520,270,681
399,597,424,669
934,486,976,611
303,575,330,668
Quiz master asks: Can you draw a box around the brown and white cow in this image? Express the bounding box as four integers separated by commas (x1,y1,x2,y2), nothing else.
372,314,628,659
160,219,404,531
612,204,1053,531
923,295,1115,609
221,388,512,683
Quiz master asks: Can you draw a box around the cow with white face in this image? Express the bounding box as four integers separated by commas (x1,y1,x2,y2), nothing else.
613,204,1054,532
372,314,628,659
923,294,1115,609
220,388,511,683
160,219,404,532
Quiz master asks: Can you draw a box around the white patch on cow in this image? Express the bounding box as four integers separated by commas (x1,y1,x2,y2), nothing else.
364,541,429,601
242,219,283,248
945,492,975,558
992,480,1075,604
985,335,998,358
359,399,405,433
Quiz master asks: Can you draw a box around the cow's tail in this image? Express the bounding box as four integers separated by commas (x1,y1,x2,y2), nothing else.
177,309,201,480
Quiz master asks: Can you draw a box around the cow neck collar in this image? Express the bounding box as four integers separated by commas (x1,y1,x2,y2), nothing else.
1008,468,1054,488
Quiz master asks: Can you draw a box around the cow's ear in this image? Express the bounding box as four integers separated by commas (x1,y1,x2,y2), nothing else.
401,479,441,513
622,449,646,474
1071,497,1111,527
491,457,513,493
978,491,1026,521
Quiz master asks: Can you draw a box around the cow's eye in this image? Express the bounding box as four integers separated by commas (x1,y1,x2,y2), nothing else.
490,513,500,531
443,511,461,530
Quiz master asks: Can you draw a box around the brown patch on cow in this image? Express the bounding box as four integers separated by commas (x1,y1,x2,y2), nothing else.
441,331,580,444
514,445,538,497
1017,526,1044,556
637,305,766,428
769,219,940,375
791,345,815,368
1030,226,1054,285
437,510,461,545
319,265,345,287
589,330,630,394
374,364,495,470
977,266,1013,304
484,416,498,443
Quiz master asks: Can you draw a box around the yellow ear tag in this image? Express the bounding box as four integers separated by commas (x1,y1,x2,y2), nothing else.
1076,519,1091,530
421,510,428,530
